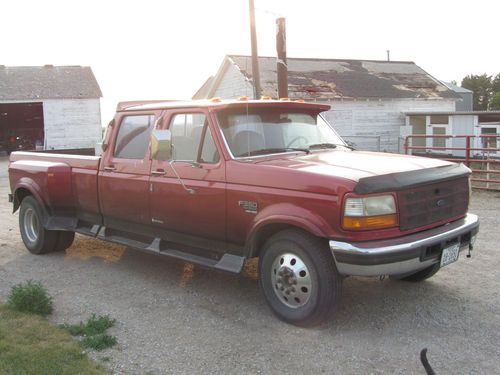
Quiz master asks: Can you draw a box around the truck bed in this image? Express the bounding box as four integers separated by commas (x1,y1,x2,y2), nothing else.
9,151,102,228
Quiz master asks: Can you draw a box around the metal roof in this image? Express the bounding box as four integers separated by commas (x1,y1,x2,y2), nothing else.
0,65,102,100
442,81,473,94
202,55,461,101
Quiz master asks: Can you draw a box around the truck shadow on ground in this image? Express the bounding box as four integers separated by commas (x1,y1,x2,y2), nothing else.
31,235,472,334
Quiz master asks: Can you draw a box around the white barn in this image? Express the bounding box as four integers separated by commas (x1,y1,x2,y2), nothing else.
0,65,102,153
193,55,461,153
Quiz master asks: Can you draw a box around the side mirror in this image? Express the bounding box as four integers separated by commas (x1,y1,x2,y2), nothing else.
151,129,172,160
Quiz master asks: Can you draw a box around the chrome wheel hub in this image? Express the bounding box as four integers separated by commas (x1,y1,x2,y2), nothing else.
24,207,39,243
271,253,312,308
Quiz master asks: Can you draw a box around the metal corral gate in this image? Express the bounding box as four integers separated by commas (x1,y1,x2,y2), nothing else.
404,134,500,191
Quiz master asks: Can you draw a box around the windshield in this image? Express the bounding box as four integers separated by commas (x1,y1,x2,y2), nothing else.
217,108,347,157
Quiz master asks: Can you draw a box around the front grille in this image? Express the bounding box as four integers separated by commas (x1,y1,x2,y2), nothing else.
397,177,469,231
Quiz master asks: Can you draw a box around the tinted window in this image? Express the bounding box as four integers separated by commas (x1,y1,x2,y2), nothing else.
200,127,220,163
114,115,155,159
217,109,345,157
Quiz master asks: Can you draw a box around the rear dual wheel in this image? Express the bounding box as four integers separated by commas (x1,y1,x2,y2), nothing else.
259,230,342,327
19,196,75,254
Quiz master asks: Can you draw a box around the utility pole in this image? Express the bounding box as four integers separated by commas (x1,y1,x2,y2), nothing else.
387,50,390,62
249,0,261,99
276,17,288,98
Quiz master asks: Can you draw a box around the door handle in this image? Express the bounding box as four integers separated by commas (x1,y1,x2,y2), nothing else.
104,166,116,172
151,169,166,176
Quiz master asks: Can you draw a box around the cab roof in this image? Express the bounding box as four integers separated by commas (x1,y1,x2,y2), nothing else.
117,98,331,113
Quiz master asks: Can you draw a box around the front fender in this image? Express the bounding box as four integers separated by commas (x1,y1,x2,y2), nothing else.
246,203,330,257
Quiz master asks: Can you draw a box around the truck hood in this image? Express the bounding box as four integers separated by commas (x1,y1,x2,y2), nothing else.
255,150,452,182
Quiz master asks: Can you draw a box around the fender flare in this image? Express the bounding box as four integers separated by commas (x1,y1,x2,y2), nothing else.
12,180,51,228
245,204,330,258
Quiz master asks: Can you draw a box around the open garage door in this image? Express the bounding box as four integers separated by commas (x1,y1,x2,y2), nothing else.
0,102,44,154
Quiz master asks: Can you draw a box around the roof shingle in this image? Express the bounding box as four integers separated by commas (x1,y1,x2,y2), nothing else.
208,55,459,101
0,65,102,100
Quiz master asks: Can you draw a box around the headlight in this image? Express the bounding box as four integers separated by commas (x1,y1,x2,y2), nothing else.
343,194,397,230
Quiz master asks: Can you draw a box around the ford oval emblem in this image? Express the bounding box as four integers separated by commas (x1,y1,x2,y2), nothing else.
436,199,446,207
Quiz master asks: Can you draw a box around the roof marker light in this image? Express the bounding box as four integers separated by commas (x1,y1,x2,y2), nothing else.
260,96,272,100
238,96,249,101
279,97,291,101
209,97,222,102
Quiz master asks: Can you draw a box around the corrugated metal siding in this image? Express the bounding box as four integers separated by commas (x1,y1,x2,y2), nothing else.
455,92,473,111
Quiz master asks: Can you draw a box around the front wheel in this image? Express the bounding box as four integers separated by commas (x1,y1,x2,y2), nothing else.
19,196,59,254
259,230,342,327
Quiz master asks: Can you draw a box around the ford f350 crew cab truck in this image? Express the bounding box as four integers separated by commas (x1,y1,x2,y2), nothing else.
8,99,479,326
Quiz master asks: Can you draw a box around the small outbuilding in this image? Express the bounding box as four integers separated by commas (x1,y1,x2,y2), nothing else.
0,65,102,153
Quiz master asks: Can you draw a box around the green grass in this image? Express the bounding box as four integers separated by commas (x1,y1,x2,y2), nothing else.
0,305,107,375
6,280,53,316
61,314,117,351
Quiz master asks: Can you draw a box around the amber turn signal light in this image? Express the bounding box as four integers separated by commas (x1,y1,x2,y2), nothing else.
343,214,397,230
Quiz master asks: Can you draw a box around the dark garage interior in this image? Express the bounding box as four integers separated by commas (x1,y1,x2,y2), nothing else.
0,102,44,154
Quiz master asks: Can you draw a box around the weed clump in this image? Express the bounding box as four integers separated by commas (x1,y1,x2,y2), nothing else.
7,280,53,316
82,334,117,351
62,314,117,351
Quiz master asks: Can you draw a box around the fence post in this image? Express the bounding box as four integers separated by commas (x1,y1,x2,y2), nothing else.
465,136,471,167
404,136,409,154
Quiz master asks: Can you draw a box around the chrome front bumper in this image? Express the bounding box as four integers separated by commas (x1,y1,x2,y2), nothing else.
329,214,479,277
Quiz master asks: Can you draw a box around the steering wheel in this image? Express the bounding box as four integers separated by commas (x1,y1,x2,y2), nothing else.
286,136,308,148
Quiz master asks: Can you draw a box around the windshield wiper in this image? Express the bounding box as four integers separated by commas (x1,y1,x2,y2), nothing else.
308,143,354,151
237,147,310,157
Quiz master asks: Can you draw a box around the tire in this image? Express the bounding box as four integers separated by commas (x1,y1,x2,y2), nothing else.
19,196,59,254
391,263,441,282
55,231,75,251
258,229,342,327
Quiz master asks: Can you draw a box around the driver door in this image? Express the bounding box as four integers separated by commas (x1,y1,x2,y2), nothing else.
149,110,226,244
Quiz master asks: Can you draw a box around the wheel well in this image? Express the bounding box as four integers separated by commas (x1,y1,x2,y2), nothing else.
13,188,32,212
250,223,323,258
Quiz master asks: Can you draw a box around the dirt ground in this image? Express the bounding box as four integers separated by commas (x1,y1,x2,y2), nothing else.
0,156,498,374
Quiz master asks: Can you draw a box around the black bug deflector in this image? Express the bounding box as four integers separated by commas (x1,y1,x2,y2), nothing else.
353,163,471,194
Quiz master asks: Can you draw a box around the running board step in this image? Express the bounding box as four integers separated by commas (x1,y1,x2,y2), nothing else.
96,227,245,273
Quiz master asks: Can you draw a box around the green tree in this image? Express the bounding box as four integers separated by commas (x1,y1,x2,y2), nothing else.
461,74,493,110
492,74,500,96
490,92,500,110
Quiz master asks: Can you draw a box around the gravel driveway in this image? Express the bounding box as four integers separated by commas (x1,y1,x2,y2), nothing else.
0,156,498,374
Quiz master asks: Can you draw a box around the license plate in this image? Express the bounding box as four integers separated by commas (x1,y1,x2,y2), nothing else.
440,243,460,267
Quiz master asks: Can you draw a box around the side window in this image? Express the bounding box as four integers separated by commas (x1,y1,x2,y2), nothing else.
168,113,220,163
169,113,206,161
200,127,220,163
114,115,155,159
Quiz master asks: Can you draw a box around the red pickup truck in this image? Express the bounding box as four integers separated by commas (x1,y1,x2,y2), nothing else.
8,99,479,326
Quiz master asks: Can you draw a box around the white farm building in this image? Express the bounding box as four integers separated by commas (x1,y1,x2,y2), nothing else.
0,65,102,153
194,55,463,153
